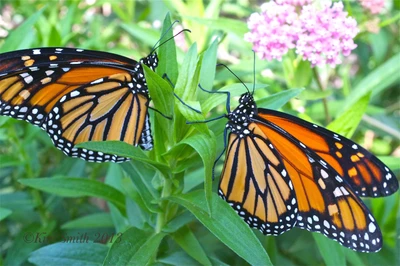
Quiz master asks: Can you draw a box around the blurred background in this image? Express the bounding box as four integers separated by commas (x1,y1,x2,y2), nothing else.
0,1,399,265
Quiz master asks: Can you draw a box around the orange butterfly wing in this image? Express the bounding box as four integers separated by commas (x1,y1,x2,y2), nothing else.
219,123,298,235
0,48,140,123
258,109,398,198
218,92,394,252
253,115,383,252
46,73,152,162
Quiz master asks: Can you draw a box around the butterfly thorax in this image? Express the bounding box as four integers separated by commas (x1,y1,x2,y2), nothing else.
128,53,158,95
227,93,257,137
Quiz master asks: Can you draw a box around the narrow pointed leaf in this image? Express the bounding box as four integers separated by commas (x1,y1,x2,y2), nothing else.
104,227,166,266
19,177,125,214
28,243,108,266
169,191,271,265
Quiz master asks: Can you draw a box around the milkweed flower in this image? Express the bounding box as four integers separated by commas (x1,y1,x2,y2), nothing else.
244,1,301,61
276,0,312,5
359,0,385,14
296,2,359,66
245,1,359,67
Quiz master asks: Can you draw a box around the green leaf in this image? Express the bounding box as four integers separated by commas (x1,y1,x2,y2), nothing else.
293,60,312,88
157,13,178,84
0,192,35,212
120,23,159,48
327,92,371,138
379,156,400,170
312,233,345,266
163,211,196,233
143,64,174,130
174,43,209,135
120,162,162,213
169,191,272,265
175,43,199,100
48,25,62,46
104,164,130,233
173,226,212,266
169,133,216,213
19,177,126,214
76,141,170,178
283,55,312,89
5,222,55,266
0,155,23,168
103,227,166,266
0,207,12,221
61,213,113,229
158,251,199,265
28,242,108,266
344,249,366,266
299,89,333,101
199,39,218,101
369,31,389,64
0,8,45,52
342,53,400,111
257,88,304,110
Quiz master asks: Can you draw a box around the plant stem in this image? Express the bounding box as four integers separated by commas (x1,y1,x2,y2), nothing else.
313,67,331,123
362,115,400,140
155,177,171,233
379,12,400,28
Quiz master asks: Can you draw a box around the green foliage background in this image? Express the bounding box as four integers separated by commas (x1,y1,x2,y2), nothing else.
0,1,399,265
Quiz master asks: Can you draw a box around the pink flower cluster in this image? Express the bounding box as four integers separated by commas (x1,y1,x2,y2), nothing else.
359,0,385,14
276,0,312,5
245,1,359,67
244,1,300,61
296,2,358,66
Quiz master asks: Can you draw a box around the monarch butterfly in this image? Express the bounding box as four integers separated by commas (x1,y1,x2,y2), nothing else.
200,78,398,252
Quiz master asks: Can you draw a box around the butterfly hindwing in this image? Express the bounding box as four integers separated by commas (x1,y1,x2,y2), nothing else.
258,109,398,197
219,122,298,236
46,72,152,162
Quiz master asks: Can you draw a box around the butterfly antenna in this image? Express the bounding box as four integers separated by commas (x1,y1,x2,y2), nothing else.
252,50,256,95
151,20,179,52
216,63,251,94
150,19,191,54
151,28,191,54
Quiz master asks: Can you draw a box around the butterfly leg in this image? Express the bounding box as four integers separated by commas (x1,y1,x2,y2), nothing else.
198,83,231,113
211,126,229,180
185,83,230,123
148,106,172,120
161,73,202,114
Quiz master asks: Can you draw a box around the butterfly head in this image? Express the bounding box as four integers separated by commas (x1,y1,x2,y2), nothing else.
238,92,255,105
140,52,159,71
227,93,257,135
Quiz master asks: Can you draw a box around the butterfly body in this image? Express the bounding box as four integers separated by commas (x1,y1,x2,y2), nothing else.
0,48,158,162
219,92,398,252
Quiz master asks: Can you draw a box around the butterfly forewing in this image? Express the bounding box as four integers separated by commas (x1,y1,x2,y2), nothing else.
258,109,398,198
0,48,138,73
